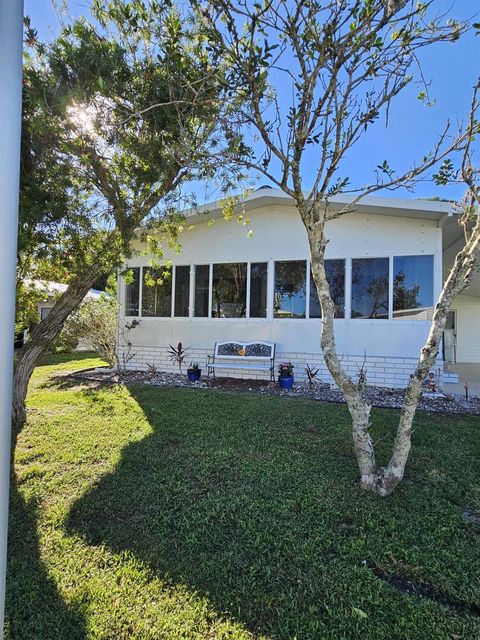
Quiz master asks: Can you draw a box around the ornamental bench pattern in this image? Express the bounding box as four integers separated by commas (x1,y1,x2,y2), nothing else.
207,341,276,381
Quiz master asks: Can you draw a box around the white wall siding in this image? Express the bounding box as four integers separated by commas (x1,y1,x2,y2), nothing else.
453,295,480,363
128,205,440,267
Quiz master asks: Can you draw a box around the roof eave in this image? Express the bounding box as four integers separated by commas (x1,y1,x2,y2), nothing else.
183,189,456,224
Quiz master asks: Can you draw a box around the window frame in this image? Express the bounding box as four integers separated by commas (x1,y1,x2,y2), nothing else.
308,258,347,320
39,306,52,321
123,253,436,322
273,259,308,320
392,253,435,321
196,260,272,322
249,261,269,319
350,255,391,321
348,252,435,322
211,261,248,319
173,264,191,318
194,263,211,319
124,266,141,318
141,265,173,318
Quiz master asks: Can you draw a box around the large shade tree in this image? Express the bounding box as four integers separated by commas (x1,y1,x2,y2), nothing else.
14,0,246,434
194,0,479,494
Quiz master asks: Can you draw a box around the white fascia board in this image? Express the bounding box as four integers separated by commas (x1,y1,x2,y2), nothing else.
183,188,456,224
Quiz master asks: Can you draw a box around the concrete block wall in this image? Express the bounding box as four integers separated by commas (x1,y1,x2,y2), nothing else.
117,344,444,389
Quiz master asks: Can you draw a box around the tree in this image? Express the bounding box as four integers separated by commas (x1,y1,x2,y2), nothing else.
14,0,246,434
195,0,478,494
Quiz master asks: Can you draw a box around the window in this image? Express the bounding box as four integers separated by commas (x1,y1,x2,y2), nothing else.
212,263,247,318
274,260,306,318
174,265,190,317
250,262,268,318
309,259,345,318
351,258,389,319
194,265,210,317
40,306,51,321
393,255,434,320
142,267,172,317
125,267,140,316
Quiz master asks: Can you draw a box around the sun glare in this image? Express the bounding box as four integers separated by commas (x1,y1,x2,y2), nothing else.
67,101,97,136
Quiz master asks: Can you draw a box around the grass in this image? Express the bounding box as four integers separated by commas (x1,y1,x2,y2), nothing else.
6,353,480,639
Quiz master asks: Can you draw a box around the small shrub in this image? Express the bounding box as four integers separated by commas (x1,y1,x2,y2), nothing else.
278,362,294,377
61,295,118,366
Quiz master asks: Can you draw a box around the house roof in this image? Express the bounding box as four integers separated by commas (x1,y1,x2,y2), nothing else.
185,187,456,224
23,279,106,300
183,187,464,254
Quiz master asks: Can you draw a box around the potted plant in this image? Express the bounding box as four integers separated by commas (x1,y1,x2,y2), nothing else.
187,362,201,382
278,362,294,390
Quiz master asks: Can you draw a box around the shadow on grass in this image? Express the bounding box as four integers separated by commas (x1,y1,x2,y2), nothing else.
66,385,480,639
6,479,86,640
38,375,111,392
37,351,100,367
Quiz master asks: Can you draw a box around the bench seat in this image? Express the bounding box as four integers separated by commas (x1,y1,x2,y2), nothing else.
208,363,272,370
207,341,276,381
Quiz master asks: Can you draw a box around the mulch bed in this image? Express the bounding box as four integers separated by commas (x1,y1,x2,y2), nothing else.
68,367,480,417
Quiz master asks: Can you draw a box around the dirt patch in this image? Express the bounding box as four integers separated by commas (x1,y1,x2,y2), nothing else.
462,507,480,526
370,564,480,618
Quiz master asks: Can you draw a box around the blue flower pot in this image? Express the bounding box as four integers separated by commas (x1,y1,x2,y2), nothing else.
187,369,201,382
278,375,294,390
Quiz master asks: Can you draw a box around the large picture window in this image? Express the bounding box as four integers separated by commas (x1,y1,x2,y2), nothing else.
309,259,345,318
125,253,434,322
351,258,389,319
250,262,268,318
274,260,306,318
212,263,247,318
142,267,172,317
174,265,190,317
194,265,210,317
393,255,434,320
125,267,140,316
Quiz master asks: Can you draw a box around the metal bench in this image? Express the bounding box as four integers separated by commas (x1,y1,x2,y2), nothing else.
207,341,276,381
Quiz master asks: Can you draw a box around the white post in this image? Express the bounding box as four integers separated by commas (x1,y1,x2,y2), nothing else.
0,0,24,634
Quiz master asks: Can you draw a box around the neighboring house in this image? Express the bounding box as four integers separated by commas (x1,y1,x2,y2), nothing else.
116,188,479,389
24,279,104,321
19,280,105,350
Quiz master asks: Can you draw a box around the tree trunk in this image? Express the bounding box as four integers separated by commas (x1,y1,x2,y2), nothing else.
12,269,101,439
376,245,480,494
306,221,382,486
307,211,480,496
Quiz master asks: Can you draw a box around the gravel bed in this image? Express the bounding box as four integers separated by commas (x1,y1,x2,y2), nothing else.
71,368,480,416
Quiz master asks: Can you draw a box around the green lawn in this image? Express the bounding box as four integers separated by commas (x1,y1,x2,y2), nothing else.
6,354,480,639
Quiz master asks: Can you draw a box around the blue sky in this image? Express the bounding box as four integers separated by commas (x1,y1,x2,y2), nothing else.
25,0,479,204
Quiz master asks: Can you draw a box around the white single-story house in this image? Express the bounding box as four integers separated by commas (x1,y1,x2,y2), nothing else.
116,188,480,390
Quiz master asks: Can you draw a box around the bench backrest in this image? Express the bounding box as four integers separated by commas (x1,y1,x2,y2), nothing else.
214,341,275,360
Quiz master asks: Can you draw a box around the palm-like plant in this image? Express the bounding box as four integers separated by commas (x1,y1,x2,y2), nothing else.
168,342,188,372
305,364,320,387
